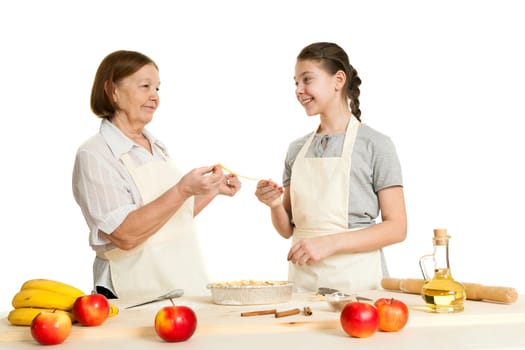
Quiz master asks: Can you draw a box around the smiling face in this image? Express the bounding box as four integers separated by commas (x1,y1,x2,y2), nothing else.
112,63,160,128
294,59,343,117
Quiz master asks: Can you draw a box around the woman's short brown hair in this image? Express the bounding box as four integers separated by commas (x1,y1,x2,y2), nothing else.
90,50,158,119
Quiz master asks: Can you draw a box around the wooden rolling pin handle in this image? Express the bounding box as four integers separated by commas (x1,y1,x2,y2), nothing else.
461,283,518,304
381,278,424,293
381,278,518,304
381,277,402,291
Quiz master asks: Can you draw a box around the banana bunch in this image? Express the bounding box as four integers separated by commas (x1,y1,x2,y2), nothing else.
7,308,75,327
8,278,119,326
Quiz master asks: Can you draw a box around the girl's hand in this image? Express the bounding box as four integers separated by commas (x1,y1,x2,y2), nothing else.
287,236,334,265
255,179,284,208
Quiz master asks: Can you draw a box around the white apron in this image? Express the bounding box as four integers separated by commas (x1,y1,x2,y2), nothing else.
289,116,382,292
97,146,209,299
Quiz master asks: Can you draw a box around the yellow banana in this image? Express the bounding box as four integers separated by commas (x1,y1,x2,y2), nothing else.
20,278,85,299
8,308,74,326
12,288,77,311
108,303,119,318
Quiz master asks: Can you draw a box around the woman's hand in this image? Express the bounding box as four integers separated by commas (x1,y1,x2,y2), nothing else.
219,173,241,196
255,179,284,208
176,166,224,198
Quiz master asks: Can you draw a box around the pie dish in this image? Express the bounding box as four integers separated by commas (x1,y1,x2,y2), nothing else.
207,280,293,305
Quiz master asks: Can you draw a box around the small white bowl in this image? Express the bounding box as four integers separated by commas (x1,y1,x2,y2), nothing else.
326,292,357,311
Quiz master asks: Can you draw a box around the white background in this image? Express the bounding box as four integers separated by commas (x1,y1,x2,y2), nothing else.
1,0,524,311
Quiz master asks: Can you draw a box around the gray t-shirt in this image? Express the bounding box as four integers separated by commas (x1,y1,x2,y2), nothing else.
283,124,403,229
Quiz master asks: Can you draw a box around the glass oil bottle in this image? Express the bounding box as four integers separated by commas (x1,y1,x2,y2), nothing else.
419,228,466,313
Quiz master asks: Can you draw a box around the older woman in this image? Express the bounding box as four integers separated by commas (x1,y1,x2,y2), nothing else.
73,50,241,299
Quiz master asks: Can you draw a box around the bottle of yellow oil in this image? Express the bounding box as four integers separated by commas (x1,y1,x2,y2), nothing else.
419,228,466,313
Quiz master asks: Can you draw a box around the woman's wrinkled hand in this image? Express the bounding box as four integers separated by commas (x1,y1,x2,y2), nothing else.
255,179,283,208
217,167,242,196
176,166,224,198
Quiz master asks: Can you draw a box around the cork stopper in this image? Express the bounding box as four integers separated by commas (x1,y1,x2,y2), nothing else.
433,228,449,245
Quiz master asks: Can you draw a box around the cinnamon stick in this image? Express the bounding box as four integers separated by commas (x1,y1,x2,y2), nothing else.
303,306,312,316
275,308,300,318
240,309,276,317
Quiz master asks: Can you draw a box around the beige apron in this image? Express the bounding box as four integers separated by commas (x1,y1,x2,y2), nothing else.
97,146,209,299
289,116,382,292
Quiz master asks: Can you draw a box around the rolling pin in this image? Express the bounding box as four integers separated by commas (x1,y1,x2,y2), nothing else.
381,278,518,304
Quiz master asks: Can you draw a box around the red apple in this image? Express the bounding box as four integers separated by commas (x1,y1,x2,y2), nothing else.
374,297,409,332
154,305,197,342
31,310,72,345
72,293,110,326
340,301,379,338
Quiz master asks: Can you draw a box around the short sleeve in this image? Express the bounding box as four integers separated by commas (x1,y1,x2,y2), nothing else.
370,133,403,192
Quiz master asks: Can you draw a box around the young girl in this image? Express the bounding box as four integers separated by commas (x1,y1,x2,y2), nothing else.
255,42,407,292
